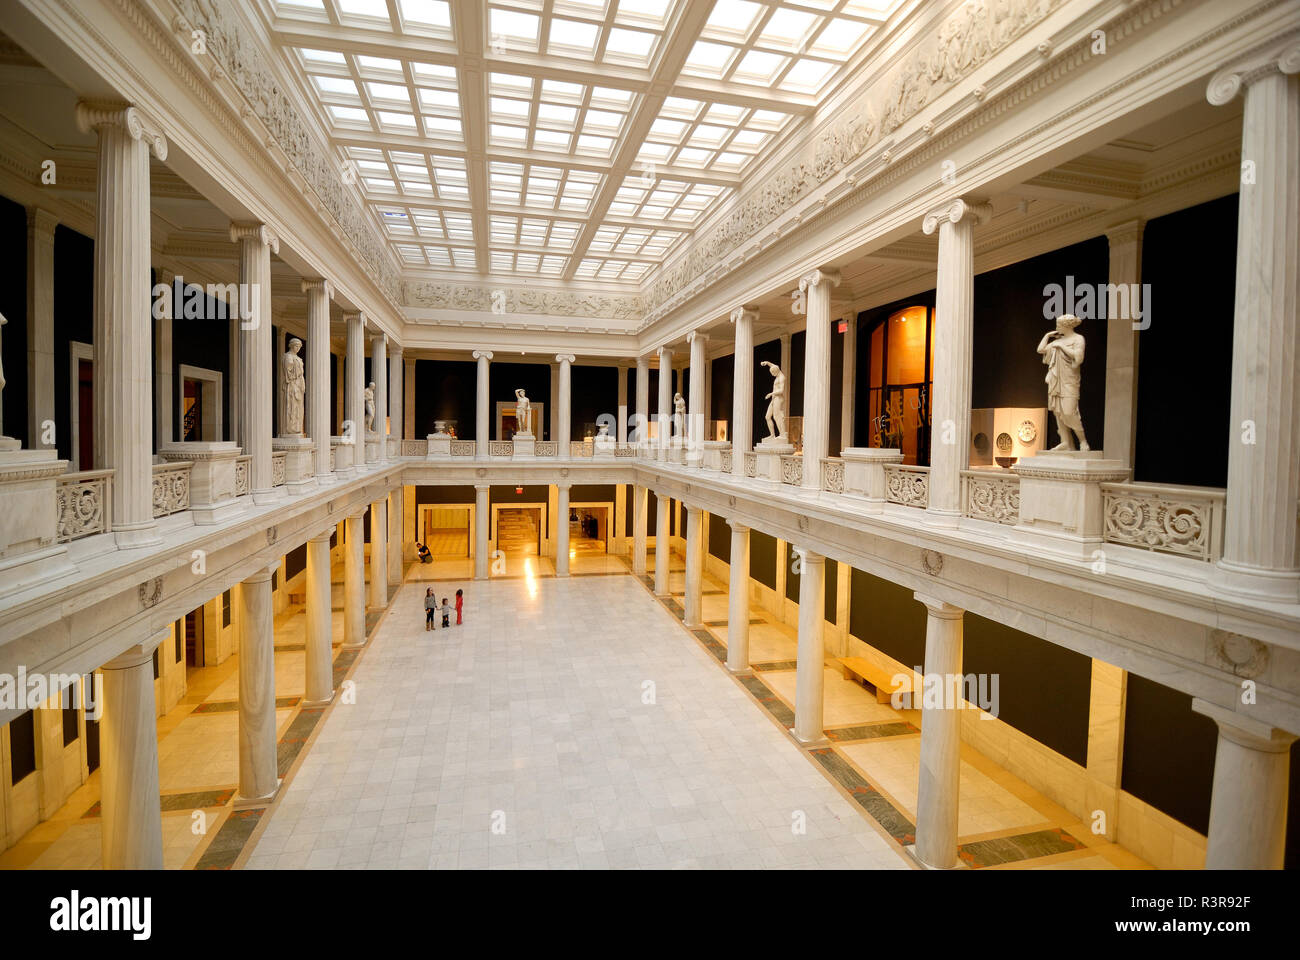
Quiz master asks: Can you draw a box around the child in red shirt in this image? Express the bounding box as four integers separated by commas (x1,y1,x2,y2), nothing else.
455,588,464,626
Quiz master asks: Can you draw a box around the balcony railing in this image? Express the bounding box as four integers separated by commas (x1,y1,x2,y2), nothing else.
614,443,638,458
488,440,513,457
720,449,733,473
744,452,757,478
271,452,286,487
152,461,191,517
780,455,802,486
884,464,929,508
1101,481,1226,562
821,457,844,494
401,439,428,457
450,440,476,457
235,456,251,496
962,470,1019,525
570,440,593,458
55,469,113,542
535,440,558,457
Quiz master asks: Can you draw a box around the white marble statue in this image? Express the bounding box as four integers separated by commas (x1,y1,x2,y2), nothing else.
283,338,305,436
1036,314,1089,451
513,388,532,436
673,392,686,437
364,382,376,433
761,360,787,442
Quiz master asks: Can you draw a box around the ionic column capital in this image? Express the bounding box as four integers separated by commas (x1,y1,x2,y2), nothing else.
798,268,841,293
686,330,708,346
793,546,825,567
371,331,387,348
727,519,749,534
308,529,333,544
1104,218,1146,247
555,353,576,364
1207,40,1300,105
300,278,333,300
657,345,674,362
229,221,280,254
730,306,759,325
75,100,168,160
473,349,493,361
922,197,992,235
26,206,58,241
103,629,173,671
914,592,964,619
344,311,364,325
636,355,650,370
1192,699,1299,753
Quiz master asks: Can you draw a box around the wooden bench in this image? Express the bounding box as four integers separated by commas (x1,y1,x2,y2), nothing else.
837,657,913,707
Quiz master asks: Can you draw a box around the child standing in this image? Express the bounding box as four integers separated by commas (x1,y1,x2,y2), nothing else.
424,588,437,630
455,588,464,626
441,597,451,629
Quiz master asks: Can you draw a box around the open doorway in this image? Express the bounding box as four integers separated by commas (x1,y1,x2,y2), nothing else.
184,609,204,669
495,506,543,556
418,504,470,559
569,502,611,555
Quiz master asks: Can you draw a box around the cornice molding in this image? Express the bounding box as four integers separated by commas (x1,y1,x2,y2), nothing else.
403,280,643,322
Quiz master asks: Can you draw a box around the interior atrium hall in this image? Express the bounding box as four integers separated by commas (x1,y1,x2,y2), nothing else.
0,0,1296,887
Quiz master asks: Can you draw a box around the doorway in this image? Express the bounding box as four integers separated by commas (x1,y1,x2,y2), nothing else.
418,505,470,558
495,506,543,555
184,609,204,668
569,503,611,555
84,673,100,774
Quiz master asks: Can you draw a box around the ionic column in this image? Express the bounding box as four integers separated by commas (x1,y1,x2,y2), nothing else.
914,593,965,869
556,354,575,455
632,484,648,575
657,346,673,458
343,509,366,647
403,356,416,440
654,493,670,595
304,531,334,706
302,279,333,483
1208,46,1300,602
779,333,791,380
474,484,490,580
1192,699,1296,869
730,307,757,476
369,498,387,608
687,332,708,465
99,630,168,868
388,488,402,586
556,482,571,577
792,549,828,743
370,332,387,464
617,363,629,444
473,350,492,458
1101,221,1144,469
230,313,242,447
229,221,278,504
347,315,366,467
26,207,57,449
841,313,857,453
76,102,167,546
237,566,280,805
922,197,991,525
389,344,404,444
549,362,560,441
635,355,650,450
799,269,840,490
727,521,751,673
684,505,703,626
153,269,174,448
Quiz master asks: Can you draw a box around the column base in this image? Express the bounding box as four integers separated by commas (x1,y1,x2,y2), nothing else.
114,520,162,549
905,844,969,869
726,663,753,676
191,498,247,525
302,692,335,708
1210,558,1300,604
789,728,830,748
233,778,282,809
252,486,285,505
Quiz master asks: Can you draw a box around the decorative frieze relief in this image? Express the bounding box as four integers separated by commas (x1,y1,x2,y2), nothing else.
403,282,643,321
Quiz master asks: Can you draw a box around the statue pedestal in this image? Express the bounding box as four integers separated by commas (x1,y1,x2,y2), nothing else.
841,447,903,511
426,434,451,459
331,437,355,474
702,440,730,471
754,440,794,484
593,434,616,459
513,434,536,459
667,439,686,464
0,443,74,598
273,437,317,494
159,441,244,524
1011,451,1129,559
364,431,383,464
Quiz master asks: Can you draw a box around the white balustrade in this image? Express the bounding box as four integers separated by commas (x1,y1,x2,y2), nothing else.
884,464,930,508
55,469,113,542
962,470,1020,525
821,458,844,494
1101,481,1226,561
151,461,191,517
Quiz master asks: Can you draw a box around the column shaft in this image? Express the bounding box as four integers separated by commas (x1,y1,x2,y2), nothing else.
635,357,650,450
26,208,57,449
474,351,491,457
347,316,366,463
232,223,277,503
557,355,574,453
343,512,365,646
304,279,333,481
99,637,165,868
617,364,629,443
388,488,402,585
684,506,703,626
727,524,751,672
389,346,404,443
1101,222,1144,469
304,533,334,705
370,333,387,463
238,569,279,804
632,484,648,575
556,484,571,576
654,494,670,595
841,313,857,452
474,485,490,580
657,347,673,457
688,333,708,464
369,498,387,608
793,551,827,742
914,594,965,869
731,308,755,475
800,271,838,489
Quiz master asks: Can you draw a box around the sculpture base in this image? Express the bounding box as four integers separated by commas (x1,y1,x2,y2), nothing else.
426,434,451,459
331,439,355,474
0,446,74,596
273,437,318,494
160,441,245,524
754,442,794,484
512,437,536,459
1010,451,1128,559
593,436,616,459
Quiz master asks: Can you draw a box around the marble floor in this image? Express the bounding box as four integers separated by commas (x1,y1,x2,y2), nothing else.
239,569,910,870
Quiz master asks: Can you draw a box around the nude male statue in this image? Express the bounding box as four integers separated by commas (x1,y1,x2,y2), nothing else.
1036,314,1089,451
761,361,787,442
513,388,532,436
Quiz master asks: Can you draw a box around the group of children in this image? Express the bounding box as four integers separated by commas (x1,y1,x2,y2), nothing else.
424,587,462,630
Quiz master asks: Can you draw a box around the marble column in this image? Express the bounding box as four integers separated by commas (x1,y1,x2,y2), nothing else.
237,566,280,805
343,509,366,647
779,333,791,381
77,102,167,547
727,521,751,673
388,488,402,587
556,354,575,454
617,363,629,443
922,197,991,526
792,549,828,743
230,313,242,447
303,279,333,483
687,332,708,465
730,307,756,476
684,506,703,626
1101,221,1144,469
474,484,490,580
632,484,648,575
841,313,857,453
403,357,416,440
99,630,168,869
556,483,571,577
1208,48,1300,602
153,269,173,447
369,498,388,608
473,350,492,457
389,344,404,445
635,355,650,450
304,531,334,706
26,207,57,449
370,332,387,464
549,362,560,441
229,221,278,504
914,593,965,869
1192,698,1296,869
799,269,840,490
654,493,670,595
657,346,673,457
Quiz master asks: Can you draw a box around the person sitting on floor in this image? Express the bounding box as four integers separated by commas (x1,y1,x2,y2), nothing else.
417,542,433,564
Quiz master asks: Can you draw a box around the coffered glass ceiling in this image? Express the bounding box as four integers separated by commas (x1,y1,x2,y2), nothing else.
263,0,906,286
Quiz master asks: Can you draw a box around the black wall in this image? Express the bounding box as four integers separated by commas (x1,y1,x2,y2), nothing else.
753,338,781,443
490,361,551,437
413,358,476,440
710,354,732,429
1121,675,1218,834
849,568,927,669
570,364,618,438
708,511,729,562
285,543,307,581
53,225,96,463
749,528,777,589
0,197,27,444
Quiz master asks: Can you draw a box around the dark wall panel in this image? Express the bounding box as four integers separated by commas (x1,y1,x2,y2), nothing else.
413,358,476,440
570,483,615,503
53,225,95,463
489,361,551,438
285,543,307,581
710,355,733,430
848,567,926,669
570,365,617,439
750,528,777,589
0,197,27,444
1121,674,1218,834
708,511,729,562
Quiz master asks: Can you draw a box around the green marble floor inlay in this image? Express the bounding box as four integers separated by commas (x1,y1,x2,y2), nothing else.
693,628,727,662
737,675,795,727
277,706,326,776
958,827,1087,868
192,696,301,715
825,721,919,742
810,747,916,845
752,660,798,672
195,809,264,870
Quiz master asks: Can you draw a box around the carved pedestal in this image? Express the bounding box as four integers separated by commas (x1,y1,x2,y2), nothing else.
702,440,730,471
0,443,73,596
159,441,244,524
273,437,317,494
331,437,355,474
667,439,687,465
513,435,536,459
754,441,794,484
593,435,616,459
840,447,903,512
1011,452,1129,559
426,434,451,459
